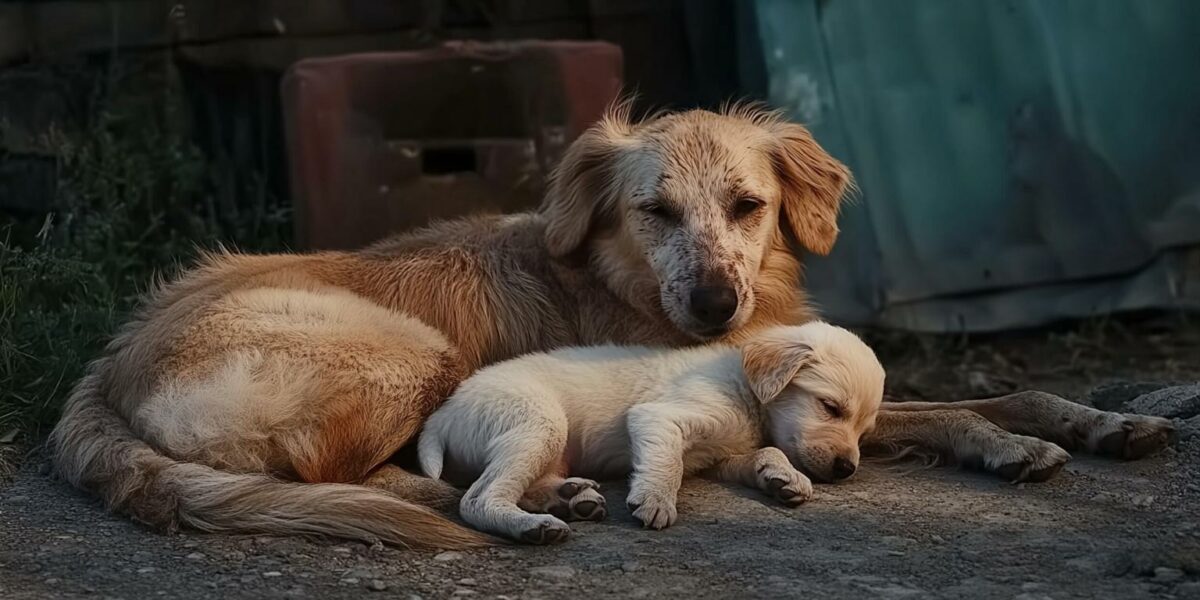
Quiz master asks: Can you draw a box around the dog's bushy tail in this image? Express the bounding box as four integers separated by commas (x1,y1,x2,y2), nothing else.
49,357,491,550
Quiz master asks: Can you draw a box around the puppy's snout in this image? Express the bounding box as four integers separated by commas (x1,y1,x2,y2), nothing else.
831,456,857,481
689,285,738,328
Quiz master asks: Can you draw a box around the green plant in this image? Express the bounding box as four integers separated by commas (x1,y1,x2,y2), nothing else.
0,57,289,460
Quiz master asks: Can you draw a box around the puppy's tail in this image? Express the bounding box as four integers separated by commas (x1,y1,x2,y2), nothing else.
49,357,491,550
417,425,445,480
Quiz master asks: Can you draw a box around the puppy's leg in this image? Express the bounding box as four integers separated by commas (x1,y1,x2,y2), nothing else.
459,426,571,544
706,447,813,506
624,404,716,529
864,409,1071,483
362,464,462,514
885,391,1175,460
518,462,607,522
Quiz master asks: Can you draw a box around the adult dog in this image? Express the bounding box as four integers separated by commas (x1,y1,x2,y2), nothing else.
50,104,1174,550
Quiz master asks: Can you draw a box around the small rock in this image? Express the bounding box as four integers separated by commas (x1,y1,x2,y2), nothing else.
137,567,157,574
1013,594,1054,600
185,552,206,560
183,542,198,549
529,565,576,580
340,578,360,585
263,571,283,578
621,561,641,573
1124,384,1200,419
44,578,60,585
225,551,247,561
1087,381,1176,411
368,580,388,591
332,547,352,554
1153,567,1184,583
433,551,464,562
1132,495,1156,508
457,578,477,586
451,590,476,597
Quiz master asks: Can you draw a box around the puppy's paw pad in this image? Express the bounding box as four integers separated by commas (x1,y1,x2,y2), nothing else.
517,517,570,545
569,488,607,521
1097,415,1176,460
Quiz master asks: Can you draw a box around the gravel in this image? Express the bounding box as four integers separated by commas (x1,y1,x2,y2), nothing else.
2,433,1199,600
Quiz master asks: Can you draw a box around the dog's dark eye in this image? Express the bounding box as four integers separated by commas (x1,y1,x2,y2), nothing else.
818,397,843,419
732,197,763,219
639,202,677,221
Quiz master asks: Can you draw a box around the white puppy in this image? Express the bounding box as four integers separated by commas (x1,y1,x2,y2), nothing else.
419,321,885,544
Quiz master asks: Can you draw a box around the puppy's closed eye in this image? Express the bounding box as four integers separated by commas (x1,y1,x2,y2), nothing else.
817,397,843,419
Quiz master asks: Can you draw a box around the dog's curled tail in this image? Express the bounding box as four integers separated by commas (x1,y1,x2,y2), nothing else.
48,358,491,550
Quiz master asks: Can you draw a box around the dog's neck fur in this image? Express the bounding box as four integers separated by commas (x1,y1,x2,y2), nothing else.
344,212,813,370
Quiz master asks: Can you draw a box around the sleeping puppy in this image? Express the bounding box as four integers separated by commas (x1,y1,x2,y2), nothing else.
419,321,885,544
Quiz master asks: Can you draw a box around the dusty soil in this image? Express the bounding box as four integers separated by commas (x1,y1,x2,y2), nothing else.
2,314,1199,599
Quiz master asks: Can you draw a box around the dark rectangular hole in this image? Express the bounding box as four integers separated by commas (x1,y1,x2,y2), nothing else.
421,146,476,175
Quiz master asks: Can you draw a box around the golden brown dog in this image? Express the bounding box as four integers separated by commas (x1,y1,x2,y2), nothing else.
49,104,1174,549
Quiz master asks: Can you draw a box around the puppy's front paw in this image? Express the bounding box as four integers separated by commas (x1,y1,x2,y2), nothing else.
757,463,813,506
626,488,677,530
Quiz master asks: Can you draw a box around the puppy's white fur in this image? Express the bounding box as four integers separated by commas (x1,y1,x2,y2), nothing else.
419,321,884,543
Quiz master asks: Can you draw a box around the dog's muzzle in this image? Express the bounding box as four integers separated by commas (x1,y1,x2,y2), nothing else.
688,285,738,329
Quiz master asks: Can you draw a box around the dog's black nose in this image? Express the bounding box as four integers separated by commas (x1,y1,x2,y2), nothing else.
831,457,857,480
689,286,738,328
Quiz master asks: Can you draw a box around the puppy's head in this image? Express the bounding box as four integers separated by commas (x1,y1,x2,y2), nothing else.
741,322,884,482
541,102,851,339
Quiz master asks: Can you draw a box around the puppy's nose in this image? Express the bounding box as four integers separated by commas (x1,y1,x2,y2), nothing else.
689,286,738,328
831,456,857,481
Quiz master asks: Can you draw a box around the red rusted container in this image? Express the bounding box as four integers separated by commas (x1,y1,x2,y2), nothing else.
281,40,623,250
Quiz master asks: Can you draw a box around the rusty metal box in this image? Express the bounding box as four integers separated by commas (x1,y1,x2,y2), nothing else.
281,40,623,250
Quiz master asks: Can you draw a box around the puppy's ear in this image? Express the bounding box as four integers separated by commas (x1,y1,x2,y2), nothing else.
770,122,852,256
741,337,815,403
542,102,636,257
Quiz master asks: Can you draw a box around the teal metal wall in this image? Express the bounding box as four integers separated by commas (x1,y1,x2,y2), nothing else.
757,0,1200,330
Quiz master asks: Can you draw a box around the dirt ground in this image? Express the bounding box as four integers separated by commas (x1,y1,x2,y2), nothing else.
2,314,1199,599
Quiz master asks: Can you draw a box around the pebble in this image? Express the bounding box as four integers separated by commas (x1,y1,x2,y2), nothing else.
185,552,205,560
137,567,157,574
1132,495,1156,508
529,565,576,580
332,547,352,554
457,578,477,586
263,571,283,578
340,578,360,585
621,561,641,573
434,551,465,562
1153,567,1184,583
451,590,477,597
368,580,388,591
44,578,60,585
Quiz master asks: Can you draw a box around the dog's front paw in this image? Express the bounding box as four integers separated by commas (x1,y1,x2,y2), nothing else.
626,488,678,530
992,436,1071,483
757,462,813,506
1094,414,1176,460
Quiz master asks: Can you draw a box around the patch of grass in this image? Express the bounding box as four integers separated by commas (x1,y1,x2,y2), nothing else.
0,56,289,463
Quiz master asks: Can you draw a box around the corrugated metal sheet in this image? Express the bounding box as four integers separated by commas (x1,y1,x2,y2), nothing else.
756,0,1200,331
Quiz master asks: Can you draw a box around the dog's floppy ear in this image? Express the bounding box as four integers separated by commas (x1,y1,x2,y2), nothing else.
542,103,636,257
741,336,816,403
770,122,852,256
